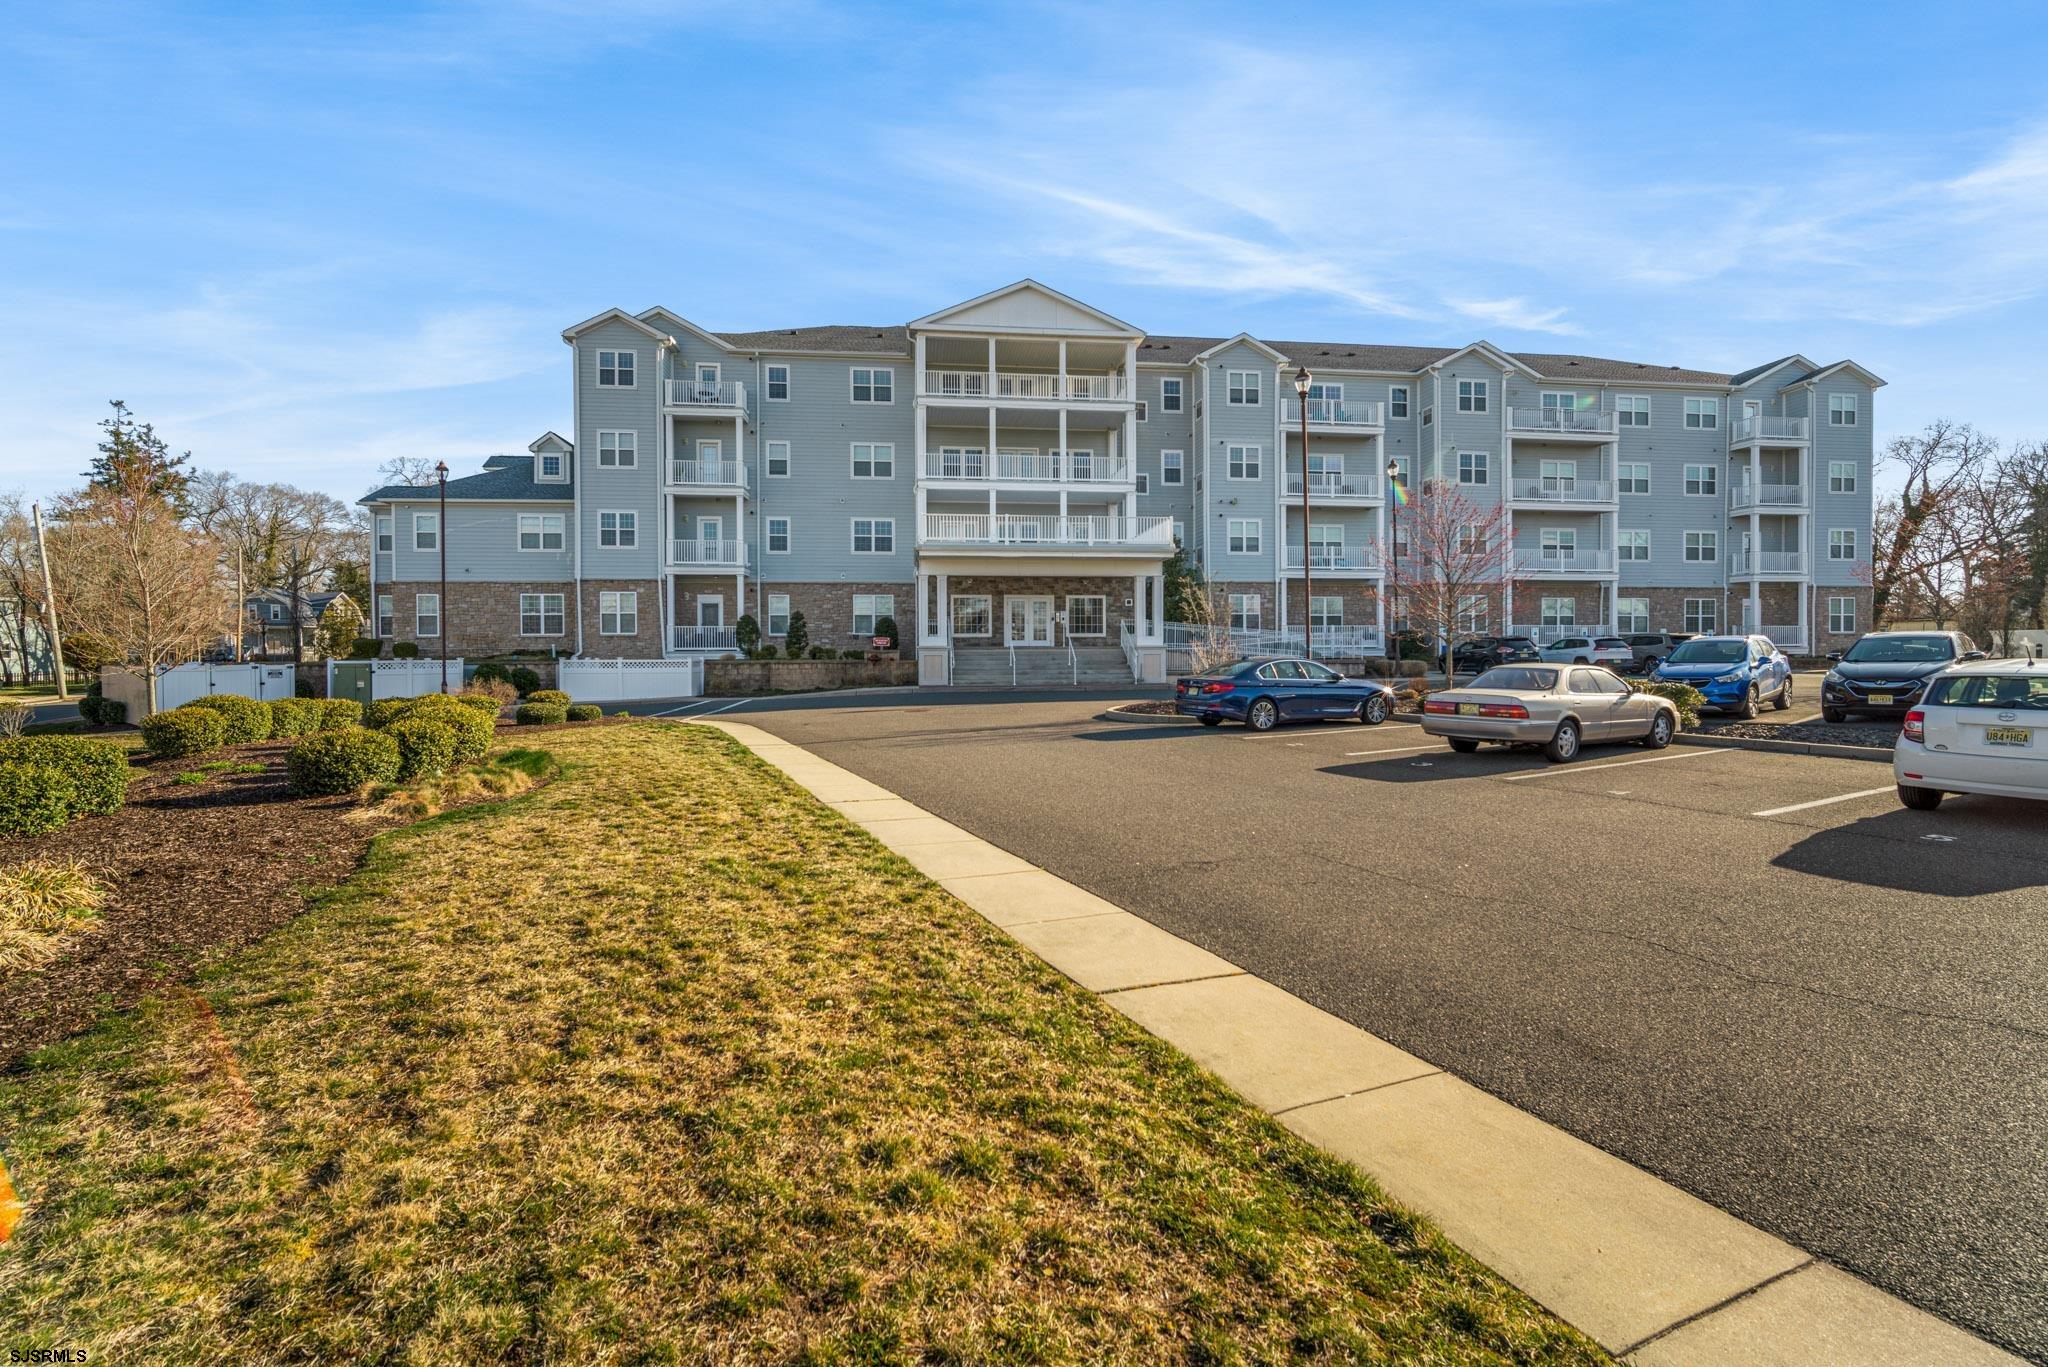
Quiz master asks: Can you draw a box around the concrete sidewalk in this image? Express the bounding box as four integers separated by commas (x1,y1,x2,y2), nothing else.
698,717,2020,1366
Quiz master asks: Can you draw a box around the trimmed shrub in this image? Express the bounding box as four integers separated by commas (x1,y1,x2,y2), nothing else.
0,736,133,816
515,702,567,726
524,689,570,707
142,706,226,759
1636,680,1706,730
317,698,363,731
471,661,510,686
508,666,542,696
453,691,505,716
394,696,493,764
565,703,602,722
268,697,322,737
77,681,127,727
391,641,420,659
347,638,383,659
755,644,779,660
840,650,865,661
387,717,459,782
286,728,400,795
0,762,75,837
784,610,809,656
808,645,833,660
873,615,899,649
362,698,411,729
183,693,272,744
734,613,761,657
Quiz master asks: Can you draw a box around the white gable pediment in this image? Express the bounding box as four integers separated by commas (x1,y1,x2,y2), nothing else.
910,279,1142,338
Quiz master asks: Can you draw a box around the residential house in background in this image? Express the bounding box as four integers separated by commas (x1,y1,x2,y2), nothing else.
243,587,352,660
358,280,1879,682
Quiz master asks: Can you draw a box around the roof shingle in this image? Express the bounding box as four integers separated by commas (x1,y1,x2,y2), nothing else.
360,454,570,505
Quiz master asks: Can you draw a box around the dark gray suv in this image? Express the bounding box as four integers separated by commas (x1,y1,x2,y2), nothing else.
1620,632,1695,674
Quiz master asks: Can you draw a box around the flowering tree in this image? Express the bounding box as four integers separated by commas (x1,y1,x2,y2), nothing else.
1386,479,1516,686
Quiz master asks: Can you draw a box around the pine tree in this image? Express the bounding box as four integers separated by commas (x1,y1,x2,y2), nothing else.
85,401,192,507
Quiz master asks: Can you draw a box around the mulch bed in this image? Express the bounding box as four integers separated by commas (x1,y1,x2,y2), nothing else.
1699,719,1901,749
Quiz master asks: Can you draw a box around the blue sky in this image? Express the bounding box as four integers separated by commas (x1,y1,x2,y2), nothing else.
3,0,2044,505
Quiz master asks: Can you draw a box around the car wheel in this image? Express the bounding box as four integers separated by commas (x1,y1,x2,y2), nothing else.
1573,656,1590,664
1247,698,1279,731
1774,676,1793,711
1822,704,1846,724
1897,784,1943,811
1199,715,1222,727
1447,737,1480,753
1360,692,1392,726
1544,718,1581,763
1738,684,1760,720
1643,655,1660,673
1643,710,1674,749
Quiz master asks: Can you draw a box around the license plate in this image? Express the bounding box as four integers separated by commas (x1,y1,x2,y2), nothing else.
1986,726,2032,747
1457,702,1480,716
1868,693,1893,705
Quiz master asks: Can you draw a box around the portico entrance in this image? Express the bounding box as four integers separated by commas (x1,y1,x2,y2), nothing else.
1005,595,1055,646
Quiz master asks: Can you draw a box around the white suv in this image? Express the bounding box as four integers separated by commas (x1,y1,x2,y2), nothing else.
1894,657,2048,810
1536,635,1633,668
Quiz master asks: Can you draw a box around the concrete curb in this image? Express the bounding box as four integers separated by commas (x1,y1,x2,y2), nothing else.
1095,704,1428,726
693,716,2018,1367
1676,731,1893,764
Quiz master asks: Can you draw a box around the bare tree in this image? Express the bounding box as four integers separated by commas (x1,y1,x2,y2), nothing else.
1385,479,1516,686
373,456,440,489
1868,421,1994,627
0,494,54,684
192,476,354,663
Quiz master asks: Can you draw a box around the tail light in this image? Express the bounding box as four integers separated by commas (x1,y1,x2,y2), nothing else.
1478,703,1529,719
1902,709,1925,743
1201,682,1235,696
1423,699,1455,714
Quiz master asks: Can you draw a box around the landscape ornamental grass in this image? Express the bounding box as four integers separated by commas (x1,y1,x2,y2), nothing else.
0,856,108,970
140,705,227,759
266,697,323,738
182,693,273,745
284,727,400,795
0,723,1600,1362
385,717,458,782
514,701,567,725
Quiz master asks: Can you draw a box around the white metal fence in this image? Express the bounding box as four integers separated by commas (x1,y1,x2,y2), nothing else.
557,657,702,703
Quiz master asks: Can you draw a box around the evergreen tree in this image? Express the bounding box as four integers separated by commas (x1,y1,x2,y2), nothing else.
85,401,193,507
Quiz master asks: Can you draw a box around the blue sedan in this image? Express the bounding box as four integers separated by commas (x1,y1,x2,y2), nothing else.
1175,656,1397,730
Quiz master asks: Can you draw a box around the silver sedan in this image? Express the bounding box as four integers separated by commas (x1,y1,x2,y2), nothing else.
1420,664,1680,762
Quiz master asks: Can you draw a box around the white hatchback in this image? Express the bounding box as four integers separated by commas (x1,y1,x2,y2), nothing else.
1893,658,2048,810
1535,635,1633,669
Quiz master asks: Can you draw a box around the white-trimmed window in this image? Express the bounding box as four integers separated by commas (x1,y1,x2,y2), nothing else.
1541,391,1582,414
596,350,634,387
1619,462,1650,495
693,362,720,393
1456,523,1489,554
1616,597,1650,633
518,513,565,551
1228,593,1261,631
1828,460,1857,493
1135,473,1150,494
1421,405,1434,427
766,593,790,637
765,364,790,401
1540,527,1577,561
1458,451,1490,485
1065,595,1106,637
412,511,438,551
1226,444,1261,480
519,592,565,636
939,446,986,479
415,592,439,638
1617,395,1651,427
766,516,791,554
1226,518,1262,554
597,510,636,548
850,367,893,403
1830,528,1857,561
538,452,564,480
852,594,894,637
1683,464,1718,496
1619,530,1650,562
1457,379,1488,412
1457,594,1488,633
599,590,638,637
851,518,894,554
1828,595,1856,635
375,594,393,637
951,595,992,637
1829,393,1858,426
1538,459,1578,494
1160,377,1183,412
851,443,894,478
597,430,637,468
1161,450,1184,485
1388,385,1409,419
1540,596,1576,628
1309,595,1343,629
1683,397,1719,429
1684,598,1717,634
1684,530,1718,563
764,440,791,478
1135,400,1149,422
1227,370,1261,405
375,514,393,554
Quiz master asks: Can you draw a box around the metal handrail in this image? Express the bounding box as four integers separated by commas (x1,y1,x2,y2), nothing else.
1008,644,1017,687
1067,634,1078,686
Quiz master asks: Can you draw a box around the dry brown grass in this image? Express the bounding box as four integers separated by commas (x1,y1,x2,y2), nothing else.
0,858,108,971
0,723,1605,1364
354,746,552,821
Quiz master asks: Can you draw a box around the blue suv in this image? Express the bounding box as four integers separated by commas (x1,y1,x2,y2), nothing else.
1650,635,1794,717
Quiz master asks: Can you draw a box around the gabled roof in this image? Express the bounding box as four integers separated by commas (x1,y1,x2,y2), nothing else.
1426,341,1541,379
560,307,674,345
1784,360,1887,389
360,454,572,505
1728,354,1816,387
1188,332,1289,365
636,307,738,354
908,279,1142,337
528,431,573,453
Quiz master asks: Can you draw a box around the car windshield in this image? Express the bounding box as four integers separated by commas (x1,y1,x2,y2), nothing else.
1665,639,1746,665
1470,666,1557,691
1924,674,2048,709
1501,638,1537,650
1841,636,1957,664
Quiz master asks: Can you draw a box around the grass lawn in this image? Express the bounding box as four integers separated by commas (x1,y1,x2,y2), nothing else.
0,722,1604,1364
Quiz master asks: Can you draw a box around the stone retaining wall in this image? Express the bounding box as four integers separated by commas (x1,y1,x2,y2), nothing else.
705,658,917,695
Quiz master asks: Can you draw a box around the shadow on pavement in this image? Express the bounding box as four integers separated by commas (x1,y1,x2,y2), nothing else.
1320,748,1549,783
1772,801,2048,895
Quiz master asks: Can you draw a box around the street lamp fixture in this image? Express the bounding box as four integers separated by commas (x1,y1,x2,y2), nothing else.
435,460,449,694
1294,367,1313,659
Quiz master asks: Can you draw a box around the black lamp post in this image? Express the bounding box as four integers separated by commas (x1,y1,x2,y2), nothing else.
435,460,449,694
1293,365,1313,659
1386,456,1401,664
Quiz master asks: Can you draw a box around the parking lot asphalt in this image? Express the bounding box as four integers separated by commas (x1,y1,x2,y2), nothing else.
653,687,2048,1360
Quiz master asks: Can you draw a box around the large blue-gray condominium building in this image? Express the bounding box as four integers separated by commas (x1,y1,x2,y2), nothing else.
360,279,1879,682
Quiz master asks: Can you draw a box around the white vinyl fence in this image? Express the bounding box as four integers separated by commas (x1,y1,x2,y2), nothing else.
130,662,298,712
557,657,702,703
326,658,467,703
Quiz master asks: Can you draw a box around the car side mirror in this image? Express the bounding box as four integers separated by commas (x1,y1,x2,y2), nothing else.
1962,650,1987,661
1826,651,1843,662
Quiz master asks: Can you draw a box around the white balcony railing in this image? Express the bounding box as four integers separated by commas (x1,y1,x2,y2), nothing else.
1284,471,1383,499
1763,625,1807,649
1282,398,1385,428
668,538,749,567
1728,549,1807,576
920,513,1174,548
921,451,1132,484
1513,548,1619,575
664,379,749,410
1508,479,1617,504
1506,407,1619,436
1728,480,1807,510
667,458,747,489
921,370,1129,402
1729,415,1810,446
1283,545,1385,574
1163,622,1385,659
669,626,739,651
1509,624,1619,645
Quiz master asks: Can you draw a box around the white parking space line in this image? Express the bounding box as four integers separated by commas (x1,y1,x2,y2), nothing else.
1343,742,1448,758
1751,786,1896,818
654,697,753,718
1498,747,1733,782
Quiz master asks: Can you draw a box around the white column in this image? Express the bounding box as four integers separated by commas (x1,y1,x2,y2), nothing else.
938,573,950,644
915,333,926,396
1151,574,1164,643
986,336,996,391
915,392,929,480
915,571,930,645
1058,407,1068,477
1057,339,1067,397
1133,574,1145,642
1748,510,1762,631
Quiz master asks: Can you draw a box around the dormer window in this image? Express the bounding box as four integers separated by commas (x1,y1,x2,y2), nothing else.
538,452,564,480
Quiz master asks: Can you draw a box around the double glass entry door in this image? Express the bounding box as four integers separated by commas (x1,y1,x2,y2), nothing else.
1005,595,1055,647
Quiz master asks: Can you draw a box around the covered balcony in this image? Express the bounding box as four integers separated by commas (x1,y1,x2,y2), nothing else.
669,625,739,652
1284,464,1384,503
663,378,750,413
1727,549,1807,578
920,448,1133,487
1728,478,1808,511
1507,477,1617,508
921,370,1129,402
1283,543,1384,577
919,512,1173,552
1506,407,1618,440
1281,396,1385,433
667,455,747,490
666,538,750,569
916,330,1134,413
1729,415,1810,447
1512,548,1618,577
